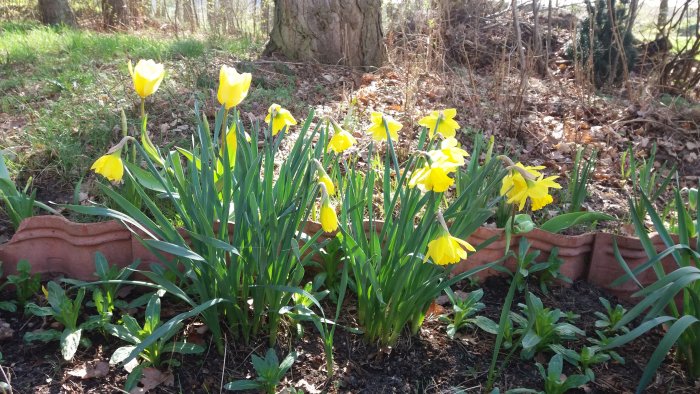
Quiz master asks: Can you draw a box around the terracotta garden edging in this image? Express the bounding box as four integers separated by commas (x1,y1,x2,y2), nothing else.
587,232,690,301
0,216,693,303
0,216,134,281
452,228,595,283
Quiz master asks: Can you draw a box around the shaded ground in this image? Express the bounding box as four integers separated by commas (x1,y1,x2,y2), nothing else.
0,277,696,393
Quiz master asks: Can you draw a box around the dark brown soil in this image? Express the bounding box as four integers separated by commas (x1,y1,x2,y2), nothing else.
0,277,697,393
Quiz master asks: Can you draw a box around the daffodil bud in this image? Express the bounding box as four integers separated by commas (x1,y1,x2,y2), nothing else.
217,65,252,109
128,59,165,99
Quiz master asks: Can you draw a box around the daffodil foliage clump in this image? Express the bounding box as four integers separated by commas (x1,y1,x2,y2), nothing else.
80,60,564,352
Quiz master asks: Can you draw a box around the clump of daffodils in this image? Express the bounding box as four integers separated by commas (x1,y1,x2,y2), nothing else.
425,211,476,265
409,138,469,193
499,157,561,211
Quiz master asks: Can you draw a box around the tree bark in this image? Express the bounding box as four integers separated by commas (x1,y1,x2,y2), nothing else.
658,0,669,33
102,0,129,30
38,0,77,27
264,0,385,68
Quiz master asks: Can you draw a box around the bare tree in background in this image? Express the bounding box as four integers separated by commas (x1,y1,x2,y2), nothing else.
103,0,129,30
264,0,385,67
38,0,77,27
658,0,669,33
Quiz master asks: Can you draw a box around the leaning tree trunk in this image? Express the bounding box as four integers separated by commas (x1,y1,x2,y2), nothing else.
102,0,129,30
38,0,77,27
264,0,385,68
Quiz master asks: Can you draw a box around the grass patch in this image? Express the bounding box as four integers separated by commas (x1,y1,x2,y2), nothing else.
0,21,263,197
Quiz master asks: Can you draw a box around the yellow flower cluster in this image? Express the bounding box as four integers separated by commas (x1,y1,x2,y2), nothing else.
92,61,258,183
500,163,561,211
92,63,565,271
409,138,469,193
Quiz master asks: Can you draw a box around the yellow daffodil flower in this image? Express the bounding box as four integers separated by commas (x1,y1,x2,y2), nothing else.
409,164,455,193
128,59,165,99
91,151,124,182
221,123,237,167
366,111,402,142
500,163,543,197
319,173,335,196
327,121,357,153
320,199,338,233
217,65,252,109
265,103,297,135
500,162,561,211
428,137,469,168
426,231,475,265
418,108,460,139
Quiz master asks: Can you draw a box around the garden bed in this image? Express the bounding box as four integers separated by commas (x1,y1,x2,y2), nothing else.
1,277,695,393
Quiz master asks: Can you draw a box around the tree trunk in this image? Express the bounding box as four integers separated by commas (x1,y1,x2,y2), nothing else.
102,0,129,30
658,0,669,32
38,0,77,27
264,0,385,68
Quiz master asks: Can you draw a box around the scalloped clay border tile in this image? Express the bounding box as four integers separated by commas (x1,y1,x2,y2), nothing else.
3,216,687,303
587,232,686,300
0,216,133,281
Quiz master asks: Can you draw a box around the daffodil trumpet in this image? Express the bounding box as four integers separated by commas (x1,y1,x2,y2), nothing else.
318,183,338,233
327,118,357,154
91,136,135,183
424,211,476,266
314,159,335,196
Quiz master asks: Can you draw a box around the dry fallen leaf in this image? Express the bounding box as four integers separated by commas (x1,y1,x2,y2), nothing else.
130,368,174,394
425,301,446,317
294,379,321,394
66,361,109,380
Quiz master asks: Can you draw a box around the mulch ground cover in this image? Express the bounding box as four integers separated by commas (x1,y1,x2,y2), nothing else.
1,276,697,393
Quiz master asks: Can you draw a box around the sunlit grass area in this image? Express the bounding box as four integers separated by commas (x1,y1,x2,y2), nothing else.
0,21,263,190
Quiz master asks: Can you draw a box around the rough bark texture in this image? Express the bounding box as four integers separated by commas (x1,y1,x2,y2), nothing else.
264,0,385,68
658,0,669,31
102,0,129,30
38,0,77,27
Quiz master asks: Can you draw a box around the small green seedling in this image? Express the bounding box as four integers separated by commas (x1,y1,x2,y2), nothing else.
106,292,203,391
534,248,572,294
23,281,88,361
64,252,138,329
309,236,345,302
439,288,499,339
594,297,629,335
549,344,611,380
588,331,625,365
224,348,297,394
6,260,41,308
536,353,590,394
0,151,58,230
290,280,329,337
512,292,584,360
